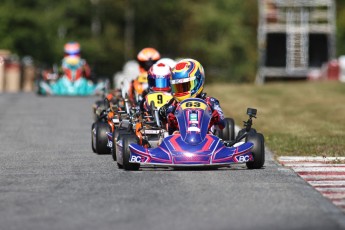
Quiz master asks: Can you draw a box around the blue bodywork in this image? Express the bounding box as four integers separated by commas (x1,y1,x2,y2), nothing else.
128,98,254,166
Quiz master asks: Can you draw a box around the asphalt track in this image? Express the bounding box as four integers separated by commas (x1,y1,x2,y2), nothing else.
1,93,345,230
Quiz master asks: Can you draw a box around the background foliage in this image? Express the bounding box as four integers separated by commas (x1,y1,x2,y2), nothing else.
0,0,344,82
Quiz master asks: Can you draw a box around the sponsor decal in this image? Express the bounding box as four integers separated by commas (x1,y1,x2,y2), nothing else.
187,127,200,132
236,155,250,163
190,113,198,121
130,155,141,163
143,129,161,134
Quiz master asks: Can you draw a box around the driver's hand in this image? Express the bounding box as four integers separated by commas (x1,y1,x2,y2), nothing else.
159,105,167,120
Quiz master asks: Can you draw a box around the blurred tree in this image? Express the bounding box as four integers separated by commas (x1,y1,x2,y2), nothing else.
176,0,258,82
0,0,344,82
132,0,188,58
337,0,345,56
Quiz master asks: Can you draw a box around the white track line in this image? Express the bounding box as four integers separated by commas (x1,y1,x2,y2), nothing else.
278,157,345,162
292,167,345,172
308,181,345,186
321,193,345,200
333,200,345,206
301,175,345,181
282,163,345,167
315,187,345,192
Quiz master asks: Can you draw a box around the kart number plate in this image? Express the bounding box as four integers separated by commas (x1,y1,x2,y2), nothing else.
143,130,160,134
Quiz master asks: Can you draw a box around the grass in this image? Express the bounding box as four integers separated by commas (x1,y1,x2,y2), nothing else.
205,81,345,158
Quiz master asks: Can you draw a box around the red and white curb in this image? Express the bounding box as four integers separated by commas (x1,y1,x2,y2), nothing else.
278,156,345,213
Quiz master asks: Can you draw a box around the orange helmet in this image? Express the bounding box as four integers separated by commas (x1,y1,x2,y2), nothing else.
137,47,161,72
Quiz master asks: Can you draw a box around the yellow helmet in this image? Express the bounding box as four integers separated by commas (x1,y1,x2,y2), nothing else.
171,59,205,102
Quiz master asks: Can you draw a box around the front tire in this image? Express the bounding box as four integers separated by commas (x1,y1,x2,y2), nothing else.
121,135,140,171
112,127,131,161
246,132,265,169
95,121,111,155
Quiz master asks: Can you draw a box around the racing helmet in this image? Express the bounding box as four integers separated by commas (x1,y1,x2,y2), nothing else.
171,59,205,102
64,42,81,56
134,72,149,95
137,47,161,72
157,58,176,69
137,72,148,84
147,63,172,92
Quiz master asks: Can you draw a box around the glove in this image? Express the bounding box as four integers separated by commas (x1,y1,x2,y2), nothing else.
208,110,220,130
167,113,178,129
211,110,220,124
159,105,168,120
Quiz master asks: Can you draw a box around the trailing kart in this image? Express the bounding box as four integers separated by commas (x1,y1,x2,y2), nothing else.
91,100,129,155
116,98,265,170
113,100,169,166
37,62,108,96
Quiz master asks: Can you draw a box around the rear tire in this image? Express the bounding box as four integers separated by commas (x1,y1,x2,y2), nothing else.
223,118,235,141
122,135,140,171
95,121,111,155
216,117,235,141
91,123,96,153
246,132,265,169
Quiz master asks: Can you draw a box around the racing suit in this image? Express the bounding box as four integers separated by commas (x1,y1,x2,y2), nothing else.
128,71,148,106
159,93,225,135
60,56,91,79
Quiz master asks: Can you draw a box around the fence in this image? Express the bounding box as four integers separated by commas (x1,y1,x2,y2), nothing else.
0,50,36,93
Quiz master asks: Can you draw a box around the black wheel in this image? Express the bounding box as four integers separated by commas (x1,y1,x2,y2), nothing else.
215,118,235,141
93,100,107,121
121,135,140,171
91,123,96,153
36,81,46,96
222,118,235,141
95,121,111,155
246,132,265,169
112,127,131,161
117,162,123,169
236,128,257,142
112,128,119,161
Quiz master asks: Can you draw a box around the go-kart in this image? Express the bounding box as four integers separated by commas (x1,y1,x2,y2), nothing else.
91,99,129,155
92,90,125,121
116,98,265,170
113,101,168,166
37,63,108,96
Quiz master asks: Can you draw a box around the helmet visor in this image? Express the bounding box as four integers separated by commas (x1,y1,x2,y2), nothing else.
149,78,170,89
139,60,157,71
171,77,195,94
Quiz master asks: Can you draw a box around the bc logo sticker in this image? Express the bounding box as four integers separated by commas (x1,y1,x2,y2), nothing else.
236,155,250,163
130,156,141,163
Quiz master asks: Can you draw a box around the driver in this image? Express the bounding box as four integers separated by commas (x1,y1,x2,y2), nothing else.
140,62,173,114
61,41,91,79
159,58,225,134
128,47,161,106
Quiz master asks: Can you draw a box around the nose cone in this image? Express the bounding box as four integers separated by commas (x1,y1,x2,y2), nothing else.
184,132,202,145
